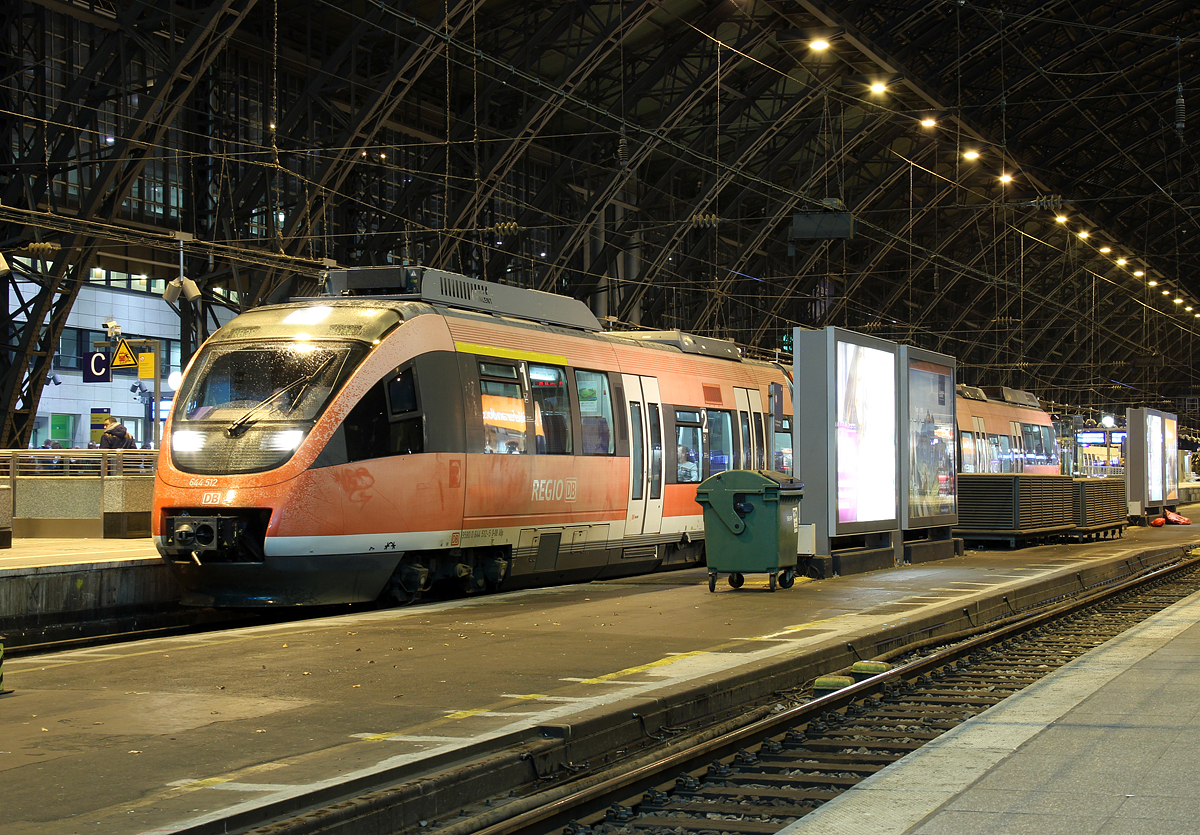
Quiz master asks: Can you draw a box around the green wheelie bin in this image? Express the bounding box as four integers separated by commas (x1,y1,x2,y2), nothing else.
694,470,804,592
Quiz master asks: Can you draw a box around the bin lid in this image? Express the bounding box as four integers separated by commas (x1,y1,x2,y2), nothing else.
695,469,803,500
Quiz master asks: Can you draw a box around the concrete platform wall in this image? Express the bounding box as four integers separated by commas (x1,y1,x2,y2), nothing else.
0,559,179,624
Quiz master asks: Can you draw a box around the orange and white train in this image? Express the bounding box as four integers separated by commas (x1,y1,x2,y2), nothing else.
955,384,1061,475
153,267,793,606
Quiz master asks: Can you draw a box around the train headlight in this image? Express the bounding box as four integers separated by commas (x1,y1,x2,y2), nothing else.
172,430,207,451
262,429,305,451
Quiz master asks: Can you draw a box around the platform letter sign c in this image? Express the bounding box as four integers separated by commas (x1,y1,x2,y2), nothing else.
83,351,111,383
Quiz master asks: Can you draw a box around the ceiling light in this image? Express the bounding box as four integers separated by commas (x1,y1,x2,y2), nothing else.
921,118,936,127
810,39,830,50
1149,279,1158,286
1174,298,1184,304
964,150,980,160
870,82,887,93
1099,246,1111,253
1055,216,1067,223
1000,174,1013,183
1117,258,1127,265
1188,306,1195,312
1135,270,1145,276
1077,231,1089,238
1162,289,1170,295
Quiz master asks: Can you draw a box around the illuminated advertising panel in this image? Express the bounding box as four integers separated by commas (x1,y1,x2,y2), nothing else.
906,357,956,522
1165,414,1179,502
836,340,896,524
1075,431,1107,445
1147,411,1164,503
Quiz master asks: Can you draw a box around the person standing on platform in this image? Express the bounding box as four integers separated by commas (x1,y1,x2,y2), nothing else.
99,416,137,449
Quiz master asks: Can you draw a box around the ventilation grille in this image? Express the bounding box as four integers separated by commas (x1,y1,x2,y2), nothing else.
440,275,475,301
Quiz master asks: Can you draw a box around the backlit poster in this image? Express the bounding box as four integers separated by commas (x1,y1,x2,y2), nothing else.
1147,412,1163,503
836,341,896,523
907,360,956,519
1165,414,1178,502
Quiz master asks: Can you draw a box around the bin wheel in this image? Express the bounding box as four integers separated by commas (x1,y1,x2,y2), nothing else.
728,572,745,589
779,570,795,589
708,573,717,593
769,572,777,592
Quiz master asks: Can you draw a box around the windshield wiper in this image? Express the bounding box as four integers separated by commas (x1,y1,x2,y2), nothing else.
226,356,335,438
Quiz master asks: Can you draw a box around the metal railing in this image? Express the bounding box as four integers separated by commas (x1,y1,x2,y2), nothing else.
2,449,159,479
1075,464,1125,478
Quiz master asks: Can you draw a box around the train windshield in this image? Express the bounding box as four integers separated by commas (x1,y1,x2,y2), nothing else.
170,340,367,475
176,341,363,425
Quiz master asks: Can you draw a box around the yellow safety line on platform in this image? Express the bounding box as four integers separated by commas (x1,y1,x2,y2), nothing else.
580,650,707,684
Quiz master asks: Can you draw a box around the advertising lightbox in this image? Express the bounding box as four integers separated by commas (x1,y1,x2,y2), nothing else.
899,346,957,528
1147,411,1164,503
836,339,897,525
1165,414,1179,502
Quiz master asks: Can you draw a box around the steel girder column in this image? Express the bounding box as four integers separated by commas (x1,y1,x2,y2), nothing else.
0,0,255,449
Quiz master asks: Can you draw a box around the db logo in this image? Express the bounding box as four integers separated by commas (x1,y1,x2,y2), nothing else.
201,492,221,505
450,532,461,546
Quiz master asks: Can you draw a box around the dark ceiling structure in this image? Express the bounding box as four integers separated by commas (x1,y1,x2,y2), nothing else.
2,0,1199,447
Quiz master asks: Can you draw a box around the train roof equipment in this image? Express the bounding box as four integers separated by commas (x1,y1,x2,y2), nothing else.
321,265,601,332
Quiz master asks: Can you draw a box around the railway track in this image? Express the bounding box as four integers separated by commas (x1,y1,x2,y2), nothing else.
443,553,1200,835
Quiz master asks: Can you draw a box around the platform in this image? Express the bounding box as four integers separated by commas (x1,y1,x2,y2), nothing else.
781,568,1200,835
2,520,1200,834
0,538,174,632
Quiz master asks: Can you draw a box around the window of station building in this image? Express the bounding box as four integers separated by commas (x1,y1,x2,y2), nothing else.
529,364,572,454
676,409,702,483
707,410,734,475
575,369,614,455
480,361,526,454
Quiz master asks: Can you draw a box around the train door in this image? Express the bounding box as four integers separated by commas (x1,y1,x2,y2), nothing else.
1009,420,1024,472
734,388,768,470
623,374,664,536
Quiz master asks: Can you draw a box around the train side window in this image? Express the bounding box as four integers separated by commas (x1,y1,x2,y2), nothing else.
707,409,733,475
576,369,614,455
1041,426,1059,464
676,410,702,483
344,381,391,462
753,412,766,469
738,411,752,469
480,361,527,454
773,417,793,475
530,364,572,454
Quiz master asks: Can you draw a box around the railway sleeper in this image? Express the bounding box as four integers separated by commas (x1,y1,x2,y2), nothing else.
672,785,841,804
641,798,822,817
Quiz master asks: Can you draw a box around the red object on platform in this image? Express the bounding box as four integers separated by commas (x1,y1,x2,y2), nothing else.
1151,517,1167,527
1165,510,1192,525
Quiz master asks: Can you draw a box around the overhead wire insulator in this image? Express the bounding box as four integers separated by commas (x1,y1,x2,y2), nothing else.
24,242,60,255
1176,83,1186,135
618,127,630,168
692,213,719,229
494,221,519,236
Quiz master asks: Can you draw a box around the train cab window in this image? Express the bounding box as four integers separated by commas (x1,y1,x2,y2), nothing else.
960,432,978,474
530,364,572,454
773,417,793,475
707,409,734,475
676,410,702,483
386,367,423,455
576,369,614,455
345,366,425,462
1041,426,1059,465
480,361,527,454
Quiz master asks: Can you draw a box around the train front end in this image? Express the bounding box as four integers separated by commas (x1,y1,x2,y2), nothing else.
153,302,404,606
